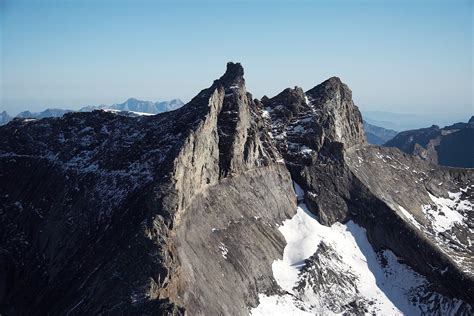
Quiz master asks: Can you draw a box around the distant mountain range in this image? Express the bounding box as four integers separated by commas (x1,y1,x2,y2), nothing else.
0,98,184,125
363,120,398,145
16,109,74,119
385,116,474,168
0,111,11,126
80,98,184,114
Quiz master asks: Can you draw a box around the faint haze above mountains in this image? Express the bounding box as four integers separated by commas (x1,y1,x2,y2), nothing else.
0,0,472,117
361,111,472,131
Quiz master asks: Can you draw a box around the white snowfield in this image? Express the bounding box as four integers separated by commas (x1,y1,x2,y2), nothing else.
251,183,468,315
423,191,472,234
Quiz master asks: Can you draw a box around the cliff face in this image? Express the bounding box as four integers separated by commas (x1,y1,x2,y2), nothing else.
262,77,367,225
305,77,366,148
160,63,296,314
1,63,472,315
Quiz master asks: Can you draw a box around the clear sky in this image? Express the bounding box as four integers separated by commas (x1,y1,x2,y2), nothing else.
1,0,472,117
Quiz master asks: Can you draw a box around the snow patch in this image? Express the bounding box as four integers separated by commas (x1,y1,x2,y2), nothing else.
251,294,315,316
251,182,469,315
218,242,229,259
398,205,422,229
422,192,470,233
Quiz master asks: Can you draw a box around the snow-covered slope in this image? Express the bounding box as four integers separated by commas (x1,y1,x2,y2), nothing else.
251,183,471,315
346,146,474,281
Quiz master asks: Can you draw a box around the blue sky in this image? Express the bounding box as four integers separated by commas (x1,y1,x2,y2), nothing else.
0,0,472,118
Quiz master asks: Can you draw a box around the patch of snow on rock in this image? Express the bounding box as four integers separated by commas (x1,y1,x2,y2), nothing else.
422,191,470,233
398,205,422,229
251,294,315,316
218,242,229,259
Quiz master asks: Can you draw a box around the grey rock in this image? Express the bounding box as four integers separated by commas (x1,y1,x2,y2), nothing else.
262,74,473,312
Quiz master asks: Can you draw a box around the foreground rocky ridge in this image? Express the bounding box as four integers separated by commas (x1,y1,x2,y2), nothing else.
0,63,472,315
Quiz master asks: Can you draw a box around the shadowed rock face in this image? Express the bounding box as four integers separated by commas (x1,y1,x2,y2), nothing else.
0,63,473,315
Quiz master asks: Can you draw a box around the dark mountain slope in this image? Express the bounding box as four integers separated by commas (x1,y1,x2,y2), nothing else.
385,117,474,168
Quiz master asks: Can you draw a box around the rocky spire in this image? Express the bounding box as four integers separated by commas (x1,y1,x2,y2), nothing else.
306,77,366,148
214,62,245,87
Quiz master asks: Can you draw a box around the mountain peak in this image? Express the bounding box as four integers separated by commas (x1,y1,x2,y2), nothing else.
216,62,245,87
225,61,244,77
306,76,347,99
321,76,343,87
304,77,366,147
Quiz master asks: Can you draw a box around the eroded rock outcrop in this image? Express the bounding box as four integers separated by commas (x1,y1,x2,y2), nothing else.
262,77,366,225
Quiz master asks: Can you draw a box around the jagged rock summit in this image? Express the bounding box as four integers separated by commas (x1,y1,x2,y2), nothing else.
0,62,472,315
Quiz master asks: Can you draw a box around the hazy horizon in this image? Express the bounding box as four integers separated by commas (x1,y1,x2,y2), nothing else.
1,0,473,118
